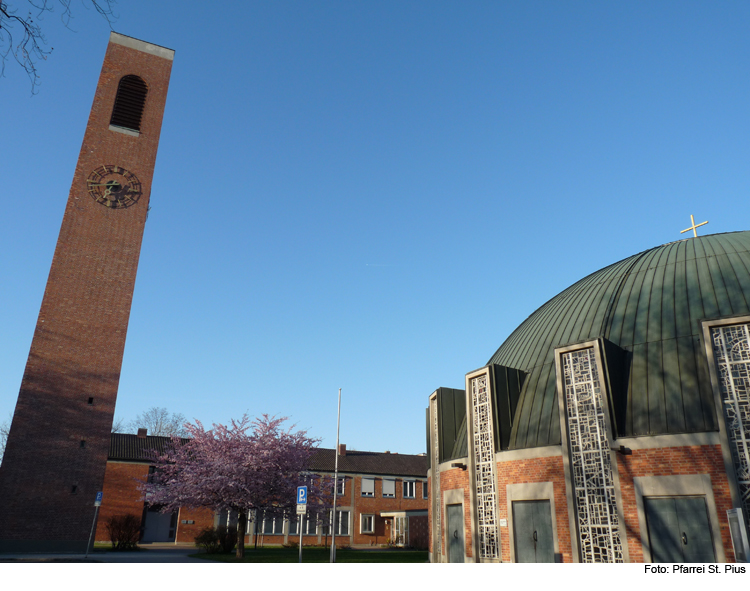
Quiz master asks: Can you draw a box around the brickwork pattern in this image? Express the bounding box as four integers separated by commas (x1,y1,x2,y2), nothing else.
175,507,214,543
438,467,472,560
495,455,572,563
95,461,149,541
0,36,173,549
409,515,429,548
616,444,735,562
353,475,427,546
94,462,215,544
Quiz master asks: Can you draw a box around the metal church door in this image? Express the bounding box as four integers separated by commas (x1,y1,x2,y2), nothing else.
645,497,715,563
512,500,554,562
446,504,465,563
141,507,177,543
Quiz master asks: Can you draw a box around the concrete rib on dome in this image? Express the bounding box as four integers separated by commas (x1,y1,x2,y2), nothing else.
487,230,750,450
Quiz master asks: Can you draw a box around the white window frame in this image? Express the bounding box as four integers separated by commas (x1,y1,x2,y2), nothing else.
361,477,375,497
261,513,284,535
332,509,349,536
289,514,317,536
422,480,428,499
403,480,416,499
336,477,345,496
361,513,375,534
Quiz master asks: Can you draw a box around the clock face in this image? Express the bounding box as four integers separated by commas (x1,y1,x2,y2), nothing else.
86,165,142,209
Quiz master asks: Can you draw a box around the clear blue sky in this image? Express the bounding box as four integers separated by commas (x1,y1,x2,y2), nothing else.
1,1,749,455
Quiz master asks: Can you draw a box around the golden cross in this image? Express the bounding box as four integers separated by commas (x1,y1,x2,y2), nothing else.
680,214,708,238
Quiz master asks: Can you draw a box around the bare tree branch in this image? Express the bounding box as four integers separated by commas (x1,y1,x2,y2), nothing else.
126,407,189,437
110,415,126,433
0,414,11,465
0,0,116,94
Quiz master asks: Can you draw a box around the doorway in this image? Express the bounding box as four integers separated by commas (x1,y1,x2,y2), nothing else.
645,496,715,563
446,503,465,563
512,500,554,562
141,506,177,543
393,516,408,546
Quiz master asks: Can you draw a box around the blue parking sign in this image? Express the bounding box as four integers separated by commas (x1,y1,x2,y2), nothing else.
297,486,307,504
94,491,103,506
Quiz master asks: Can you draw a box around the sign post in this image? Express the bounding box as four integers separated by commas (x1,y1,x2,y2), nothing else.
85,491,103,559
297,486,307,563
331,388,341,563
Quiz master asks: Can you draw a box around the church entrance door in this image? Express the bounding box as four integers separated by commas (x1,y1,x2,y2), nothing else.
645,496,715,563
446,504,465,563
141,506,177,543
512,500,554,562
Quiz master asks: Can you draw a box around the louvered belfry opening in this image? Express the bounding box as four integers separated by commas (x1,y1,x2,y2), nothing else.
110,75,148,131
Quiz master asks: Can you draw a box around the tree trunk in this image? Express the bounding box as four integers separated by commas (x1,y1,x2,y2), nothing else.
236,510,247,559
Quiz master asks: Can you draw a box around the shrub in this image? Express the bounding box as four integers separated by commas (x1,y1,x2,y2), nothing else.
195,527,221,553
194,526,237,554
218,525,238,553
105,514,141,551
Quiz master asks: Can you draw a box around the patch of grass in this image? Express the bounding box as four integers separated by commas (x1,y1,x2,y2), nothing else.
192,547,428,563
91,542,143,552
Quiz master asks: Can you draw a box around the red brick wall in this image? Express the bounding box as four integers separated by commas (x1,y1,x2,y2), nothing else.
95,462,149,542
175,507,214,543
0,35,173,549
438,467,472,560
95,462,214,544
352,475,427,546
433,445,737,564
495,455,572,563
616,444,735,562
409,514,429,549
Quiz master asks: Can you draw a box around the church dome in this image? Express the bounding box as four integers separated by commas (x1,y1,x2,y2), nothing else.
488,230,750,450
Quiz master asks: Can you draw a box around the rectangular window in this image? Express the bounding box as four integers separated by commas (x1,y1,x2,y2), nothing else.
323,510,350,536
290,515,317,536
361,514,375,534
423,481,429,499
262,514,284,535
404,480,416,498
337,510,350,536
306,515,317,535
361,477,375,497
383,479,395,498
337,477,345,496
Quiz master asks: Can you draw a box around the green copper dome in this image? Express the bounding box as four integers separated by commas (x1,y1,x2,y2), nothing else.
487,230,750,450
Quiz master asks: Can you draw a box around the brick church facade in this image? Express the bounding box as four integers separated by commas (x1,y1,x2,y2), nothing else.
427,232,750,564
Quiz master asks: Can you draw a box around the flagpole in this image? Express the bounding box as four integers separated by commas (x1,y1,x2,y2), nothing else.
330,387,341,563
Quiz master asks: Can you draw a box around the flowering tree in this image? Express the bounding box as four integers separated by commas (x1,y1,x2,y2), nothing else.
141,414,329,558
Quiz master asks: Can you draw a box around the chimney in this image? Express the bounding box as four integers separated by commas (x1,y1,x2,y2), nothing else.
338,444,346,456
137,428,147,438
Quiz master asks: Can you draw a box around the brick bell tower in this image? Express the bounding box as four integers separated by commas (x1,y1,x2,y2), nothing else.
0,33,174,553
